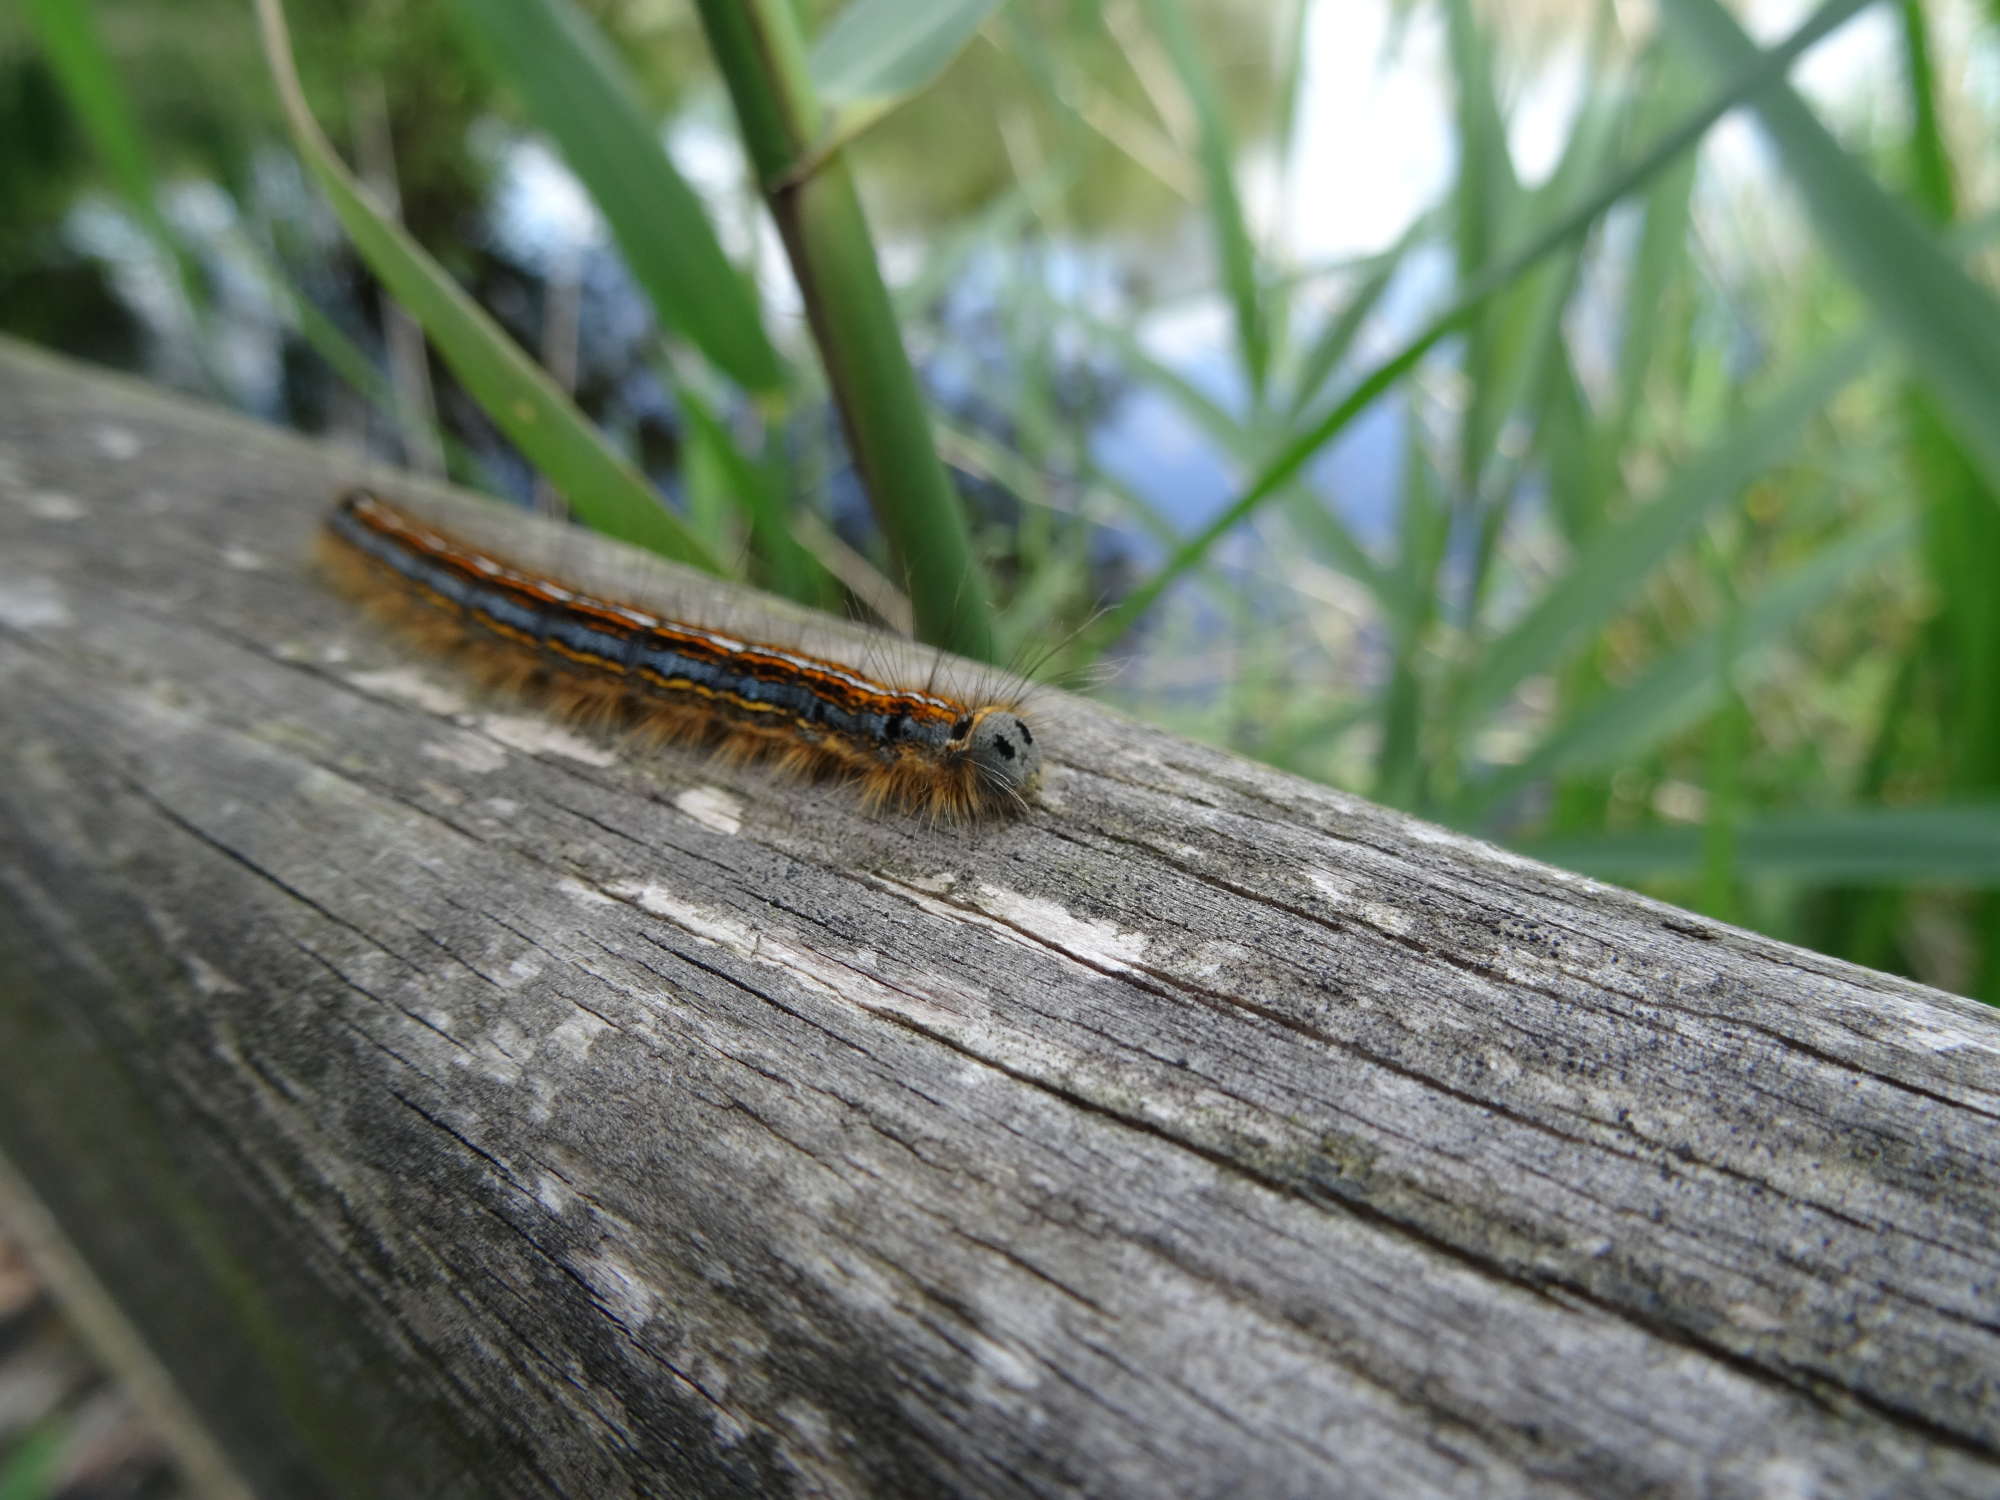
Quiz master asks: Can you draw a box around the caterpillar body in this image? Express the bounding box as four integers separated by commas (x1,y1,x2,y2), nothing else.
319,489,1043,820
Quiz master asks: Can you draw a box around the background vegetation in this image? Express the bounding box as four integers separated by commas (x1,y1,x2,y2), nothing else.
5,0,1999,1010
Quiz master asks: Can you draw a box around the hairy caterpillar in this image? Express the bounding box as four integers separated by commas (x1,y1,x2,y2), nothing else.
318,489,1042,820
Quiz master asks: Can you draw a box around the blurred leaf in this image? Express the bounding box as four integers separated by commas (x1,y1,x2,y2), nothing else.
21,0,215,381
453,0,782,393
1460,512,1912,824
1452,80,1627,641
1442,0,1515,479
814,0,986,97
1663,0,2000,496
254,0,722,571
678,393,739,560
891,167,1067,317
1895,0,1954,221
1377,425,1449,808
1065,300,1397,611
1267,0,1314,278
0,1419,64,1500
1452,329,1877,735
1284,215,1430,420
1072,0,1877,664
1893,1,2000,1000
1138,0,1269,396
1525,805,2000,885
22,1,174,262
995,2,1198,202
692,0,998,658
813,0,1009,146
674,376,835,606
994,546,1091,664
1603,50,1703,511
223,226,471,470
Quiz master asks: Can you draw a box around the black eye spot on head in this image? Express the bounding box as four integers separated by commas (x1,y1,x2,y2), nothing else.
1016,722,1033,745
951,715,974,740
991,734,1017,761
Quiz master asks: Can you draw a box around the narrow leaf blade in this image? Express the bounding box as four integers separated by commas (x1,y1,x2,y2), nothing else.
454,0,782,392
254,0,722,570
1663,0,2000,494
812,0,1008,114
1526,805,2000,885
1456,330,1876,733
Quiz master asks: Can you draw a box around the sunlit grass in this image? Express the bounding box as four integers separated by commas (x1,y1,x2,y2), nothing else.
1023,0,2000,998
15,0,2000,999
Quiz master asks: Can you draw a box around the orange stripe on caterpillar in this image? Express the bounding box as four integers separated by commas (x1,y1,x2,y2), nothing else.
317,489,1042,820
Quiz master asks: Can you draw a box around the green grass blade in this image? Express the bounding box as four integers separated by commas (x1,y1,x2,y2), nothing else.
254,0,722,570
1604,54,1702,500
675,376,836,606
1453,238,1584,631
452,0,781,393
1442,0,1517,480
1284,215,1431,420
892,169,1065,317
1452,328,1877,735
1267,0,1314,281
811,0,1009,146
221,226,477,473
1895,0,1954,220
1895,6,2000,998
1533,342,1609,548
1524,805,2000,886
1070,0,1876,664
993,547,1092,666
1486,75,1624,423
0,1418,64,1500
677,392,740,561
693,0,997,658
1458,511,1911,824
1662,0,2000,496
1066,302,1239,448
228,229,393,407
1695,528,1747,923
1376,426,1450,808
1064,300,1399,610
22,0,173,263
994,4,1198,204
1907,383,2000,999
1138,0,1269,397
22,0,215,380
1451,82,1626,641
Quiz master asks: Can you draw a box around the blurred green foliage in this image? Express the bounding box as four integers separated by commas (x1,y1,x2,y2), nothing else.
6,0,1999,1000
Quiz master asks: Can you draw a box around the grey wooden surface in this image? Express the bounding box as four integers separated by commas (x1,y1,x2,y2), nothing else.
1,336,1996,1499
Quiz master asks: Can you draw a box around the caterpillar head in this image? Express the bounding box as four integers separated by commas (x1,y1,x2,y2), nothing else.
962,707,1042,800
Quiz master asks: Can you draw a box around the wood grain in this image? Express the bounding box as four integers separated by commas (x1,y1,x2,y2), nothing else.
1,336,1996,1499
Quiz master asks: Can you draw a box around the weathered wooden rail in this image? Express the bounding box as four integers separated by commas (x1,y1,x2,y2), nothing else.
2,336,1997,1498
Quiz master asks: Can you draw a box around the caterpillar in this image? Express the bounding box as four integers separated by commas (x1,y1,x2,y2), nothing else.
318,489,1043,821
